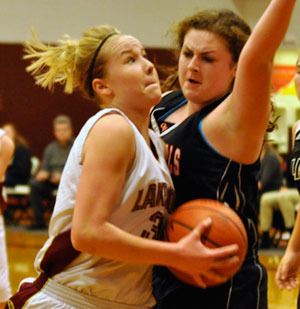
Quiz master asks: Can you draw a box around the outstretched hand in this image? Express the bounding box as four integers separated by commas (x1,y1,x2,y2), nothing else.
276,251,300,290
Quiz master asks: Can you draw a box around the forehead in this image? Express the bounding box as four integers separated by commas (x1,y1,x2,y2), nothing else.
105,35,143,57
183,29,229,53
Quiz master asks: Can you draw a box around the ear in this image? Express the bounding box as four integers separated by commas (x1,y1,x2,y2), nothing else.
92,78,113,97
232,62,237,77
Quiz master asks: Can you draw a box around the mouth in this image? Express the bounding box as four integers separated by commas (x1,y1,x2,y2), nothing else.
187,78,200,84
145,80,159,88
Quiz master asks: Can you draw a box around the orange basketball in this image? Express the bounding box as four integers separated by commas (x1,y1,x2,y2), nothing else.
166,199,248,287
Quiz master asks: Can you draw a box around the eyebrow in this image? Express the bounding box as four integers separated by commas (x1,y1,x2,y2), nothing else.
120,47,145,56
120,49,133,56
183,45,216,54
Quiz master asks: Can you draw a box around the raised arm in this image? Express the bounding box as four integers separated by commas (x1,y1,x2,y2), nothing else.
208,0,296,163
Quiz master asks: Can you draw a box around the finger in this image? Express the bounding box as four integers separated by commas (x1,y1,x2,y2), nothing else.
275,269,285,285
210,244,239,258
209,256,240,271
275,265,289,284
281,279,297,290
277,274,298,290
193,273,207,289
204,269,227,283
192,217,212,239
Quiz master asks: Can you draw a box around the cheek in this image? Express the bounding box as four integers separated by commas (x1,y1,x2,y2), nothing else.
178,56,188,72
217,67,234,86
178,59,190,85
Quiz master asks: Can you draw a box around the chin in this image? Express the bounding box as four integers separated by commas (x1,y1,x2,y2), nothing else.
149,94,162,106
182,89,201,103
146,88,162,104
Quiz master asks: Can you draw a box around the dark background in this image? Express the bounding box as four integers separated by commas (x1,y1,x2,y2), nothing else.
0,43,176,158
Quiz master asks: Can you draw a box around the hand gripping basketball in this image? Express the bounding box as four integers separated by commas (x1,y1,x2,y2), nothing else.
166,199,248,287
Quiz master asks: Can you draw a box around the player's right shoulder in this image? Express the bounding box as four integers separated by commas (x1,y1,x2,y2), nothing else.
91,112,135,145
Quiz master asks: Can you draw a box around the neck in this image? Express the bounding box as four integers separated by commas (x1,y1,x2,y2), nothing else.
109,104,151,143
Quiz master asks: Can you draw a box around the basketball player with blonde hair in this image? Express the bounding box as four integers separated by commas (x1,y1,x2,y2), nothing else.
7,25,239,308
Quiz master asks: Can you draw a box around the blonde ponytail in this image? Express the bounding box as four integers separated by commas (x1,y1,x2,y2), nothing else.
24,29,79,94
23,25,120,98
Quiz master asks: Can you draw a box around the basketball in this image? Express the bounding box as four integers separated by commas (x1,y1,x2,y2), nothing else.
166,199,248,287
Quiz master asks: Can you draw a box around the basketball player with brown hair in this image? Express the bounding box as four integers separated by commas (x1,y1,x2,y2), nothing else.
150,1,297,308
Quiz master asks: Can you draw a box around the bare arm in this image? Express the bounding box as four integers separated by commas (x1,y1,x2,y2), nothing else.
71,114,239,285
279,120,300,252
275,207,300,290
205,0,296,163
0,135,14,181
275,119,300,289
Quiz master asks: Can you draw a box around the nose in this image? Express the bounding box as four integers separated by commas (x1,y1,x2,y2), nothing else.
188,56,200,72
144,57,155,74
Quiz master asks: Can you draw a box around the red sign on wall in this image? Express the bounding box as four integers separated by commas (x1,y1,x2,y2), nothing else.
272,65,296,92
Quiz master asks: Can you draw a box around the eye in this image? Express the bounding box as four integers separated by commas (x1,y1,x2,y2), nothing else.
183,50,193,58
202,55,214,63
126,56,136,63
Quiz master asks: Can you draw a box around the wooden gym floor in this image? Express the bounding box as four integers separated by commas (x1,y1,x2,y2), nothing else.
6,226,299,309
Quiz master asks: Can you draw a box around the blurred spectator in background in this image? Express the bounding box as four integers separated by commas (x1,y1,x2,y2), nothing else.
259,142,299,248
2,123,32,187
259,142,284,196
28,115,74,230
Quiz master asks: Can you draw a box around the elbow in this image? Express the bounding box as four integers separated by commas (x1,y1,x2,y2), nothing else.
71,226,90,253
70,221,107,254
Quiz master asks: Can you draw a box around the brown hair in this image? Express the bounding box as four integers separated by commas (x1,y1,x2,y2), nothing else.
162,9,251,92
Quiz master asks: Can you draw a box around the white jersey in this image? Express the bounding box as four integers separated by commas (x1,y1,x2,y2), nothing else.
33,108,174,308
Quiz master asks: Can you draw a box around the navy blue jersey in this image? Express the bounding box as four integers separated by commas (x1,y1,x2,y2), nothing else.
151,91,260,251
290,127,300,192
150,91,267,308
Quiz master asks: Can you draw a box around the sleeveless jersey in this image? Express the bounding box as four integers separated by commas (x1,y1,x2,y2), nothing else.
34,108,175,308
290,122,300,192
151,91,260,256
150,91,267,309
